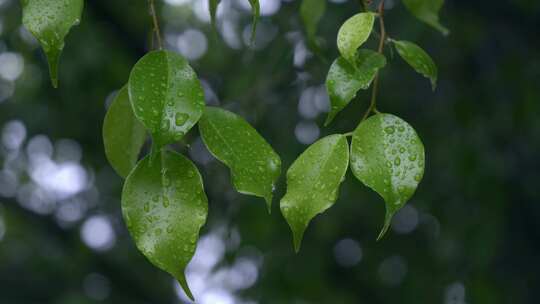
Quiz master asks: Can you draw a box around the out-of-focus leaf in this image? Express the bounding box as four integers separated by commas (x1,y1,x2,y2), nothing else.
393,40,438,90
103,86,146,178
280,135,349,252
128,50,205,151
300,0,326,43
350,114,425,240
337,12,376,64
122,151,208,301
325,50,387,125
209,0,221,28
248,0,260,44
21,0,84,88
199,107,281,212
402,0,449,35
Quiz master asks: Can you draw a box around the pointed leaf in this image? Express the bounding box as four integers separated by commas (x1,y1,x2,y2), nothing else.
300,0,326,42
402,0,449,35
325,50,387,125
199,107,281,211
103,86,147,178
21,0,84,87
393,40,438,90
128,50,205,150
350,114,425,240
280,135,349,252
122,151,208,301
248,0,260,44
209,0,221,28
337,12,376,65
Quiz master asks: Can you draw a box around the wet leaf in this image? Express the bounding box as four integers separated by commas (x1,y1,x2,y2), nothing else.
21,0,84,88
280,135,349,252
393,40,438,90
300,0,326,42
103,86,147,178
337,12,376,65
325,50,387,125
402,0,449,35
209,0,221,28
199,107,281,212
248,0,260,44
122,150,208,301
350,114,425,240
128,50,205,151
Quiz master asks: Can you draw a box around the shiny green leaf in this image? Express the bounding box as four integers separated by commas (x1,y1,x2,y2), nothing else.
199,107,281,212
122,150,208,301
248,0,260,44
128,50,205,150
300,0,326,42
103,86,146,178
402,0,449,35
21,0,84,88
280,135,349,252
209,0,220,28
393,40,438,90
350,114,425,240
325,50,387,126
337,12,376,64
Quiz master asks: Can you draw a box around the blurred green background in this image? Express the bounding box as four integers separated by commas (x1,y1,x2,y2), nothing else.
0,0,539,303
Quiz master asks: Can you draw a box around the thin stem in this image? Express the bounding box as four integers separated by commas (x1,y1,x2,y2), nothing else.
361,0,386,121
148,0,163,50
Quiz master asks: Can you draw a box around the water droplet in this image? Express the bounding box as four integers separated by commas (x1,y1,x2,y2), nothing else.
175,112,189,126
144,202,150,212
384,126,395,134
162,195,170,208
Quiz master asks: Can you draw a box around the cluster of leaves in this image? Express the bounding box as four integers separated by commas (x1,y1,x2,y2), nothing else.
288,0,448,248
20,0,446,300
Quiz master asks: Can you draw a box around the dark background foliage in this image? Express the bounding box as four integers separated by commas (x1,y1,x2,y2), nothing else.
0,0,539,303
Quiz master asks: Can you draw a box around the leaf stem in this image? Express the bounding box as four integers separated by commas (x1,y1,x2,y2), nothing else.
148,0,163,50
361,0,386,122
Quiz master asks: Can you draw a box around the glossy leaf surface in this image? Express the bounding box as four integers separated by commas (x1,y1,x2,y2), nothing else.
199,107,281,211
300,0,326,42
325,50,387,125
402,0,449,35
128,50,205,150
280,135,349,252
350,114,425,240
122,151,208,300
337,12,376,64
103,86,146,178
21,0,84,87
394,40,438,90
248,0,260,44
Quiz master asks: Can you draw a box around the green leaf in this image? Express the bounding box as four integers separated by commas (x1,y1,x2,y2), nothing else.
325,50,387,126
209,0,221,28
402,0,449,35
280,135,349,252
337,12,376,65
248,0,260,44
103,86,147,178
128,50,205,151
393,40,438,90
350,114,425,240
122,150,208,301
199,107,281,212
300,0,326,42
21,0,84,88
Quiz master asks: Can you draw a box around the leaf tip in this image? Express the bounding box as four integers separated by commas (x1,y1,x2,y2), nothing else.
376,208,395,241
292,229,304,253
177,274,195,301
